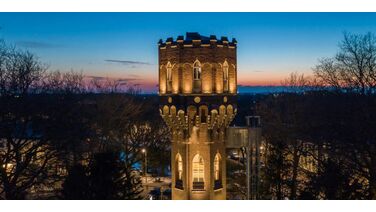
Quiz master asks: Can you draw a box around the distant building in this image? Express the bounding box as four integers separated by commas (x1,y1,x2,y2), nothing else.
158,32,237,200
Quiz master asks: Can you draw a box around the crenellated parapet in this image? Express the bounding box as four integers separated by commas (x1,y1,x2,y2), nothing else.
159,32,237,95
158,32,237,49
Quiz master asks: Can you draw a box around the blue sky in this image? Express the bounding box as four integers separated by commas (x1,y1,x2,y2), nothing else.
0,13,376,92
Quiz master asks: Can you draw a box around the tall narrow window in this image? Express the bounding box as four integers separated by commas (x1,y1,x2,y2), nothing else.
214,154,220,180
200,108,207,123
166,62,172,92
175,153,183,189
214,153,222,189
223,61,229,92
177,154,183,180
192,154,204,190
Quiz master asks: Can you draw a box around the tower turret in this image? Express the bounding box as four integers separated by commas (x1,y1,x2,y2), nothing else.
159,32,237,200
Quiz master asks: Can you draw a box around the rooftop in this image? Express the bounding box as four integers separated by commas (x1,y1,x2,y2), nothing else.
158,32,237,47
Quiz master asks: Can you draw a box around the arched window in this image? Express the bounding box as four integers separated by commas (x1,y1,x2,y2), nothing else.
192,154,204,190
219,105,226,115
175,153,183,189
166,62,172,92
176,153,183,180
227,105,234,116
214,154,221,180
162,105,169,115
223,61,229,92
193,61,201,80
211,109,218,126
214,153,223,189
170,105,177,117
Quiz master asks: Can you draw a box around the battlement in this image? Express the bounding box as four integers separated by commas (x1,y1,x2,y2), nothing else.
158,32,237,49
158,32,237,95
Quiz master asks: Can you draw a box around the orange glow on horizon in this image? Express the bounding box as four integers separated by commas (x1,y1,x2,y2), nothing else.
86,68,313,92
238,73,286,86
237,69,313,86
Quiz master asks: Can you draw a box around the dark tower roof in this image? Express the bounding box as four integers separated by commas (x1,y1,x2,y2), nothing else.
158,32,237,47
185,32,210,41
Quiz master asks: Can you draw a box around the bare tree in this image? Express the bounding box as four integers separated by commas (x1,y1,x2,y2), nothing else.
0,43,46,97
281,72,320,93
314,32,376,95
0,41,58,199
87,94,148,199
42,70,85,94
88,77,141,94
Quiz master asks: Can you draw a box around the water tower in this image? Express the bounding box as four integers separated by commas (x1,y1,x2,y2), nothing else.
159,32,237,200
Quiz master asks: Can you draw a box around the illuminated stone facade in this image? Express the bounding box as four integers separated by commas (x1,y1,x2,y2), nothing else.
159,32,237,200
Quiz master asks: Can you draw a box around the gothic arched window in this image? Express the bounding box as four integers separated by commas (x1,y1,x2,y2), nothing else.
214,154,221,180
166,62,172,92
176,153,183,180
223,61,229,92
192,154,204,190
175,153,184,189
214,153,223,189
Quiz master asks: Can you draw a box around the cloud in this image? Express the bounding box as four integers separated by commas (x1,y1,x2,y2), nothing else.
86,75,139,82
86,76,106,81
252,70,264,73
128,74,140,78
16,41,62,49
116,78,139,82
104,59,151,66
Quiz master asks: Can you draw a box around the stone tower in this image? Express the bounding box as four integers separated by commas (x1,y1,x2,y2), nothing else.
158,32,237,200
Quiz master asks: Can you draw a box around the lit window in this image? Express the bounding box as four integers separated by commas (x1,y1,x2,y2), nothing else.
175,153,184,189
214,153,222,189
192,154,204,182
223,61,229,92
177,153,183,180
214,154,221,180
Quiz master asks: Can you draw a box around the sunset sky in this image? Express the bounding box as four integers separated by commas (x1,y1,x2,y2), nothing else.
1,13,376,93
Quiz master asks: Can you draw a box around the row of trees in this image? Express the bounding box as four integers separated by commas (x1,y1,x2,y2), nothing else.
0,39,170,199
256,32,376,199
1,31,376,200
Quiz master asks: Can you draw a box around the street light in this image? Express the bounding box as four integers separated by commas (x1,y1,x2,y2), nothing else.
142,148,147,184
